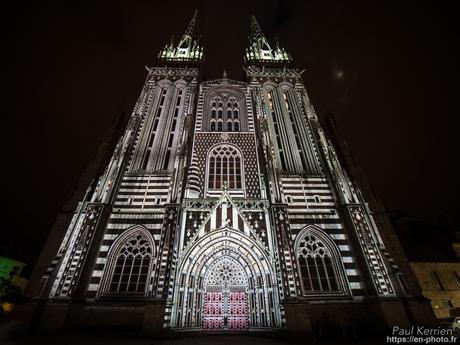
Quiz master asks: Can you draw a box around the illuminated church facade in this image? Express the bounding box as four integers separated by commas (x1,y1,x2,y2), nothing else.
22,13,435,336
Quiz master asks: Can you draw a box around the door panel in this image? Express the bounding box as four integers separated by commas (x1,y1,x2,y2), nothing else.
203,290,248,332
203,292,224,332
228,291,248,331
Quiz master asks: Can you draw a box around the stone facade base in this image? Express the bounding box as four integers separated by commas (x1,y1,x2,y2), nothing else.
11,300,167,334
39,302,72,331
11,298,436,339
283,298,437,340
142,303,168,334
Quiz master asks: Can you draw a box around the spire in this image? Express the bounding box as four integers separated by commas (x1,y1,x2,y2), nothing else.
245,16,292,65
158,11,203,64
250,16,265,44
183,10,198,38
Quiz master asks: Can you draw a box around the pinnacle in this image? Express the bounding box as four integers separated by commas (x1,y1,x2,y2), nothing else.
184,10,198,37
157,10,203,63
250,15,264,41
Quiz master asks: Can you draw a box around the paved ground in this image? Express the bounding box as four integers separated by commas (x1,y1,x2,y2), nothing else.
0,323,389,345
5,334,389,345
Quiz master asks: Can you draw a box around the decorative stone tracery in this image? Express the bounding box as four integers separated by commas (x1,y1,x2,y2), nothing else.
171,228,281,329
99,226,156,298
205,257,248,288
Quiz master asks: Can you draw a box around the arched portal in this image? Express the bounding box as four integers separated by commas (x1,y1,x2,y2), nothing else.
171,228,281,331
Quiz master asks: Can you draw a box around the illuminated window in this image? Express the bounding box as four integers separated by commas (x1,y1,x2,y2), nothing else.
297,233,339,292
283,92,290,110
207,145,243,190
267,92,273,110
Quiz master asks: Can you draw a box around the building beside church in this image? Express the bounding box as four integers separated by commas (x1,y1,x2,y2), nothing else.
391,213,460,321
410,262,460,320
19,12,436,337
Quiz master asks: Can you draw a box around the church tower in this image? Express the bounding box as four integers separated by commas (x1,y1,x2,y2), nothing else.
243,16,412,326
22,13,435,336
245,15,399,299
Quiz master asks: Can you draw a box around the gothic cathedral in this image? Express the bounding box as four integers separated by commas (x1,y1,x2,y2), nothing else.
23,13,435,335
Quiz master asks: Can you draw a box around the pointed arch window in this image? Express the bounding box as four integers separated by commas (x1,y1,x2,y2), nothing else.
207,145,243,190
210,120,216,131
217,121,223,131
206,92,246,132
105,231,154,295
297,233,339,293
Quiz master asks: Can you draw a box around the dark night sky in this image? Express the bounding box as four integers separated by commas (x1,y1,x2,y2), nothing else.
3,1,460,275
